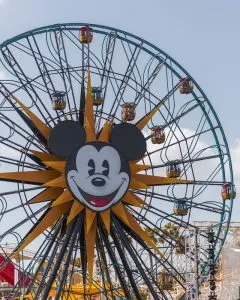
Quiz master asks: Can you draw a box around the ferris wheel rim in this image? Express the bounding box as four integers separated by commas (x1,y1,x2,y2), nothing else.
0,22,233,253
0,23,234,297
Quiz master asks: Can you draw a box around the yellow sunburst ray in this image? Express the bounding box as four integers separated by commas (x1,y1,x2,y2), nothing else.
43,161,66,173
98,118,113,142
28,187,63,204
12,96,51,139
136,103,162,131
130,164,150,174
134,174,192,186
85,217,97,283
121,207,165,259
111,202,129,226
100,210,111,234
85,209,97,233
67,201,84,224
84,68,96,142
51,189,74,207
122,191,144,207
44,175,67,188
12,202,72,256
85,117,96,142
129,178,148,189
30,150,63,162
0,170,60,184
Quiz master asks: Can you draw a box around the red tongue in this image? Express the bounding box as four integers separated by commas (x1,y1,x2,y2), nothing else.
88,196,109,207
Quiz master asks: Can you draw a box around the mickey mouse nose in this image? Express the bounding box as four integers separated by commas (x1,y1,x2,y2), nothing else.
92,177,106,187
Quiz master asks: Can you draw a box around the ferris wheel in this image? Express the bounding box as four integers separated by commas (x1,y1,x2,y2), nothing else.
0,23,235,299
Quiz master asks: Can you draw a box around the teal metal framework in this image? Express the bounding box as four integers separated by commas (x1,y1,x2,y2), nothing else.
0,23,234,299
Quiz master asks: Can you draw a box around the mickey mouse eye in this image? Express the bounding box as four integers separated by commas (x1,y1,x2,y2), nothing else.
88,159,95,176
102,160,109,177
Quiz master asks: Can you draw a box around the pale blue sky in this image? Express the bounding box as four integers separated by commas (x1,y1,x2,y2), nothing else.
0,0,239,219
0,1,238,140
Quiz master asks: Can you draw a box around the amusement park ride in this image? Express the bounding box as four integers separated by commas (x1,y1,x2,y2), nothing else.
0,23,236,299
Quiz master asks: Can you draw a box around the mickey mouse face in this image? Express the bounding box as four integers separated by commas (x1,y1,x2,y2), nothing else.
66,142,130,211
48,120,146,212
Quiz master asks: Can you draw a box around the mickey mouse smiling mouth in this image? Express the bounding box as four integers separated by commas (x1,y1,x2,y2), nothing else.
72,177,127,208
66,143,130,212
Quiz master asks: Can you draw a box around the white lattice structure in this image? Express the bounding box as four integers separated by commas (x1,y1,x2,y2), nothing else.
195,222,240,300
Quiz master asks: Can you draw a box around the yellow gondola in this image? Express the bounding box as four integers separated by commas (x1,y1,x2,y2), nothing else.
166,161,181,178
79,26,93,44
173,200,188,216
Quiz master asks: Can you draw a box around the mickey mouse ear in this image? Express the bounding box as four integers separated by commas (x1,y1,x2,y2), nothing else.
110,123,146,161
48,120,86,158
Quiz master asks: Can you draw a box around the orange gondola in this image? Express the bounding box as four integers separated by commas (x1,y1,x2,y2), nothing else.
221,183,236,200
79,26,93,44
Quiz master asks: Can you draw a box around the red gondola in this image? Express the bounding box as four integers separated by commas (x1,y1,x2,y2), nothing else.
121,103,136,121
51,91,66,111
151,126,165,144
179,78,193,94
